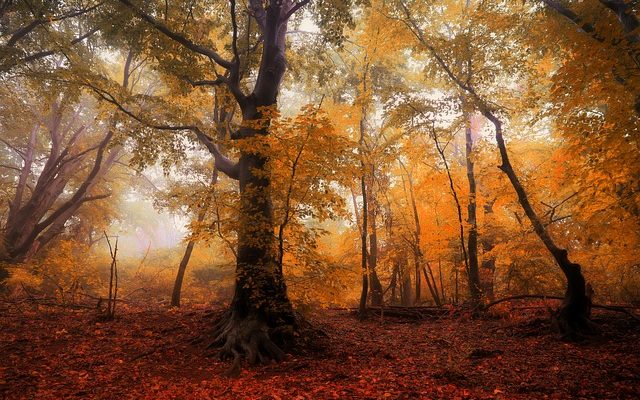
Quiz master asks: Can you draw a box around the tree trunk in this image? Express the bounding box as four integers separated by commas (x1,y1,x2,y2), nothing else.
367,172,383,306
357,72,370,315
171,208,206,307
480,200,496,300
400,4,591,325
210,2,300,369
422,265,442,306
401,168,423,305
465,125,481,304
358,174,369,316
414,258,421,304
484,111,590,338
438,259,446,303
174,89,234,307
432,130,471,303
212,120,296,366
389,263,399,304
113,0,310,368
401,262,412,306
454,267,459,304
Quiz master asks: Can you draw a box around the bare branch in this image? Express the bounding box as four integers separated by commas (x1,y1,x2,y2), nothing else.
0,137,26,159
0,164,21,172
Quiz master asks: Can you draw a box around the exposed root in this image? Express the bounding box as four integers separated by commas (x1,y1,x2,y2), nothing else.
208,311,291,377
552,305,597,342
205,308,328,376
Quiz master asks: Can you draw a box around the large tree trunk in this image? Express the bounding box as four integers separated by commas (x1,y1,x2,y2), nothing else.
211,112,296,369
114,0,308,368
210,1,298,369
465,125,481,304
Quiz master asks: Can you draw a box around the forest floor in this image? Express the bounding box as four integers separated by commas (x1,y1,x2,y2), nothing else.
1,302,639,400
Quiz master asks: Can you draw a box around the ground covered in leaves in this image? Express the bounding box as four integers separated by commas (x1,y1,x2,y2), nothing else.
1,303,639,399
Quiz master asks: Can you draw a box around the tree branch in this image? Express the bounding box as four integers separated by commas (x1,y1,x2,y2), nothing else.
283,0,311,21
6,1,104,46
0,164,21,172
80,193,112,203
183,74,247,108
83,81,240,180
0,137,26,159
116,0,234,70
539,0,597,34
598,0,640,43
2,27,100,72
248,0,267,31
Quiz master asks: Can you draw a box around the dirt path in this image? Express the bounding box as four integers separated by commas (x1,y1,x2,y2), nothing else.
1,305,638,399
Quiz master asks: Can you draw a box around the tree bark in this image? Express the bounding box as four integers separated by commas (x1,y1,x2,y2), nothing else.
171,207,206,307
401,261,412,306
358,157,369,316
367,166,383,307
480,200,496,300
209,1,302,368
484,111,590,337
465,125,481,304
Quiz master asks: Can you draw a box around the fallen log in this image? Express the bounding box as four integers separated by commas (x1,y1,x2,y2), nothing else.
482,294,640,321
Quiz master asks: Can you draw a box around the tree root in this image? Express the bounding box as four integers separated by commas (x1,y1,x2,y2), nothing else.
205,308,328,376
552,307,599,342
207,310,293,377
208,312,285,377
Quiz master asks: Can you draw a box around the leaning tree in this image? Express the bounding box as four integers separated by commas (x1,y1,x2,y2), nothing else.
392,0,596,337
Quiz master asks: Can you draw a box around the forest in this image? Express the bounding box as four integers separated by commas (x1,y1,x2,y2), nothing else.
1,0,639,399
